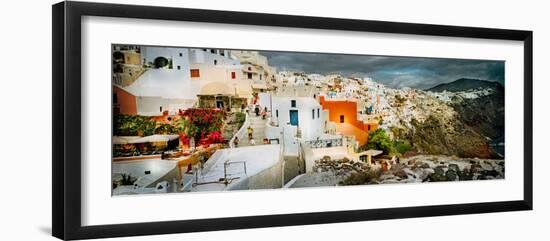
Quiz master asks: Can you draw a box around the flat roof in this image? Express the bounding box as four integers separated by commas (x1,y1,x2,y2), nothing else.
122,69,202,99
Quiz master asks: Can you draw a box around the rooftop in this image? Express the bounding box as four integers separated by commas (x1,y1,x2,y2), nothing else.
273,85,318,98
122,69,201,99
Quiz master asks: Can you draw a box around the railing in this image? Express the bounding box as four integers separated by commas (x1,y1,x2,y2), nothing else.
229,112,250,148
304,137,343,149
223,161,247,183
192,160,248,187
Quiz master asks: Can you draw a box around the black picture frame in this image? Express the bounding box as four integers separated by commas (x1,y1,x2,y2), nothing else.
52,1,533,240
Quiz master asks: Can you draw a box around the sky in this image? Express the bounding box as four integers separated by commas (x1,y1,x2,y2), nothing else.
260,51,504,90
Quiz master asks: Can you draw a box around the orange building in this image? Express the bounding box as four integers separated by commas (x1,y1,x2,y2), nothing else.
113,86,137,115
319,96,377,145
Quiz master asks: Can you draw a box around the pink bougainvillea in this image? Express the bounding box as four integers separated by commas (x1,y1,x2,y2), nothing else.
179,108,226,145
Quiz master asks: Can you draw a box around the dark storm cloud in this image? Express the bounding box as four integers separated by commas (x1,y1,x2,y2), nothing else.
260,51,504,89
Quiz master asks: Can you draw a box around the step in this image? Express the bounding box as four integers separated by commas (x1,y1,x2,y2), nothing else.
250,121,266,124
250,120,267,123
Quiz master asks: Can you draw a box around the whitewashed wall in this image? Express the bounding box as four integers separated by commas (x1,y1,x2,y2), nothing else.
271,96,325,141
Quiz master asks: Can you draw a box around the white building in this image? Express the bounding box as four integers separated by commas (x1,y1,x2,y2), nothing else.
188,49,253,97
231,50,277,91
263,86,331,156
187,49,243,83
118,47,251,116
121,69,199,115
270,89,326,140
141,46,190,70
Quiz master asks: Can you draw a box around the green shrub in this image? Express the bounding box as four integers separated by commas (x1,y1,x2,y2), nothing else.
155,123,177,134
363,129,394,154
235,112,246,125
114,114,156,136
394,140,412,154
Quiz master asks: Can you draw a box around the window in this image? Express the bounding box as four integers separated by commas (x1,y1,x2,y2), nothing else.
231,72,236,79
179,53,182,57
210,49,216,54
113,93,118,104
291,100,296,108
177,65,181,70
248,67,252,71
340,115,345,123
190,69,200,77
312,109,315,119
317,108,320,118
276,109,279,117
259,74,262,80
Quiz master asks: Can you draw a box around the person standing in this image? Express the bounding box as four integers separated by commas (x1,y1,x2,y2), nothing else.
247,126,254,140
381,160,389,172
233,136,239,147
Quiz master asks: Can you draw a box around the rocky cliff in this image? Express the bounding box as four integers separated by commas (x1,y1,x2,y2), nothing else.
385,78,504,159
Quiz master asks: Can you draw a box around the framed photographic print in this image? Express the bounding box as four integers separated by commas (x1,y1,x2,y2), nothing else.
52,1,533,240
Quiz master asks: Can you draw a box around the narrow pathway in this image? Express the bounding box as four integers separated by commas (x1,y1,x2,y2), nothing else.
283,156,301,184
239,115,267,147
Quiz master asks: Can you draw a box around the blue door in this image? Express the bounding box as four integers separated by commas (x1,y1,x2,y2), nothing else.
289,110,299,126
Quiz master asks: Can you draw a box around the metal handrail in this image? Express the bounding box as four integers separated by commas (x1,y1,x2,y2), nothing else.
223,161,247,185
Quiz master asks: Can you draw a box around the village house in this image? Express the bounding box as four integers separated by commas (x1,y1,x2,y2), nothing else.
263,86,331,156
113,46,249,116
112,45,145,87
231,50,277,93
319,95,378,146
196,82,247,111
231,50,277,80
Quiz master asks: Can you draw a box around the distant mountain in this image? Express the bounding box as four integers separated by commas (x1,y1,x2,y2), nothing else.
426,78,503,92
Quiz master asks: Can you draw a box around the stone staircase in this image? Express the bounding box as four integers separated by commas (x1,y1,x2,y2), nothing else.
239,115,267,146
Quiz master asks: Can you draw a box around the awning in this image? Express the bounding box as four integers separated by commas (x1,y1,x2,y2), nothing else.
128,134,180,144
113,136,141,145
355,150,383,157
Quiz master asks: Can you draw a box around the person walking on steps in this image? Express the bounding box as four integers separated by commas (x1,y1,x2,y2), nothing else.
247,126,254,140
